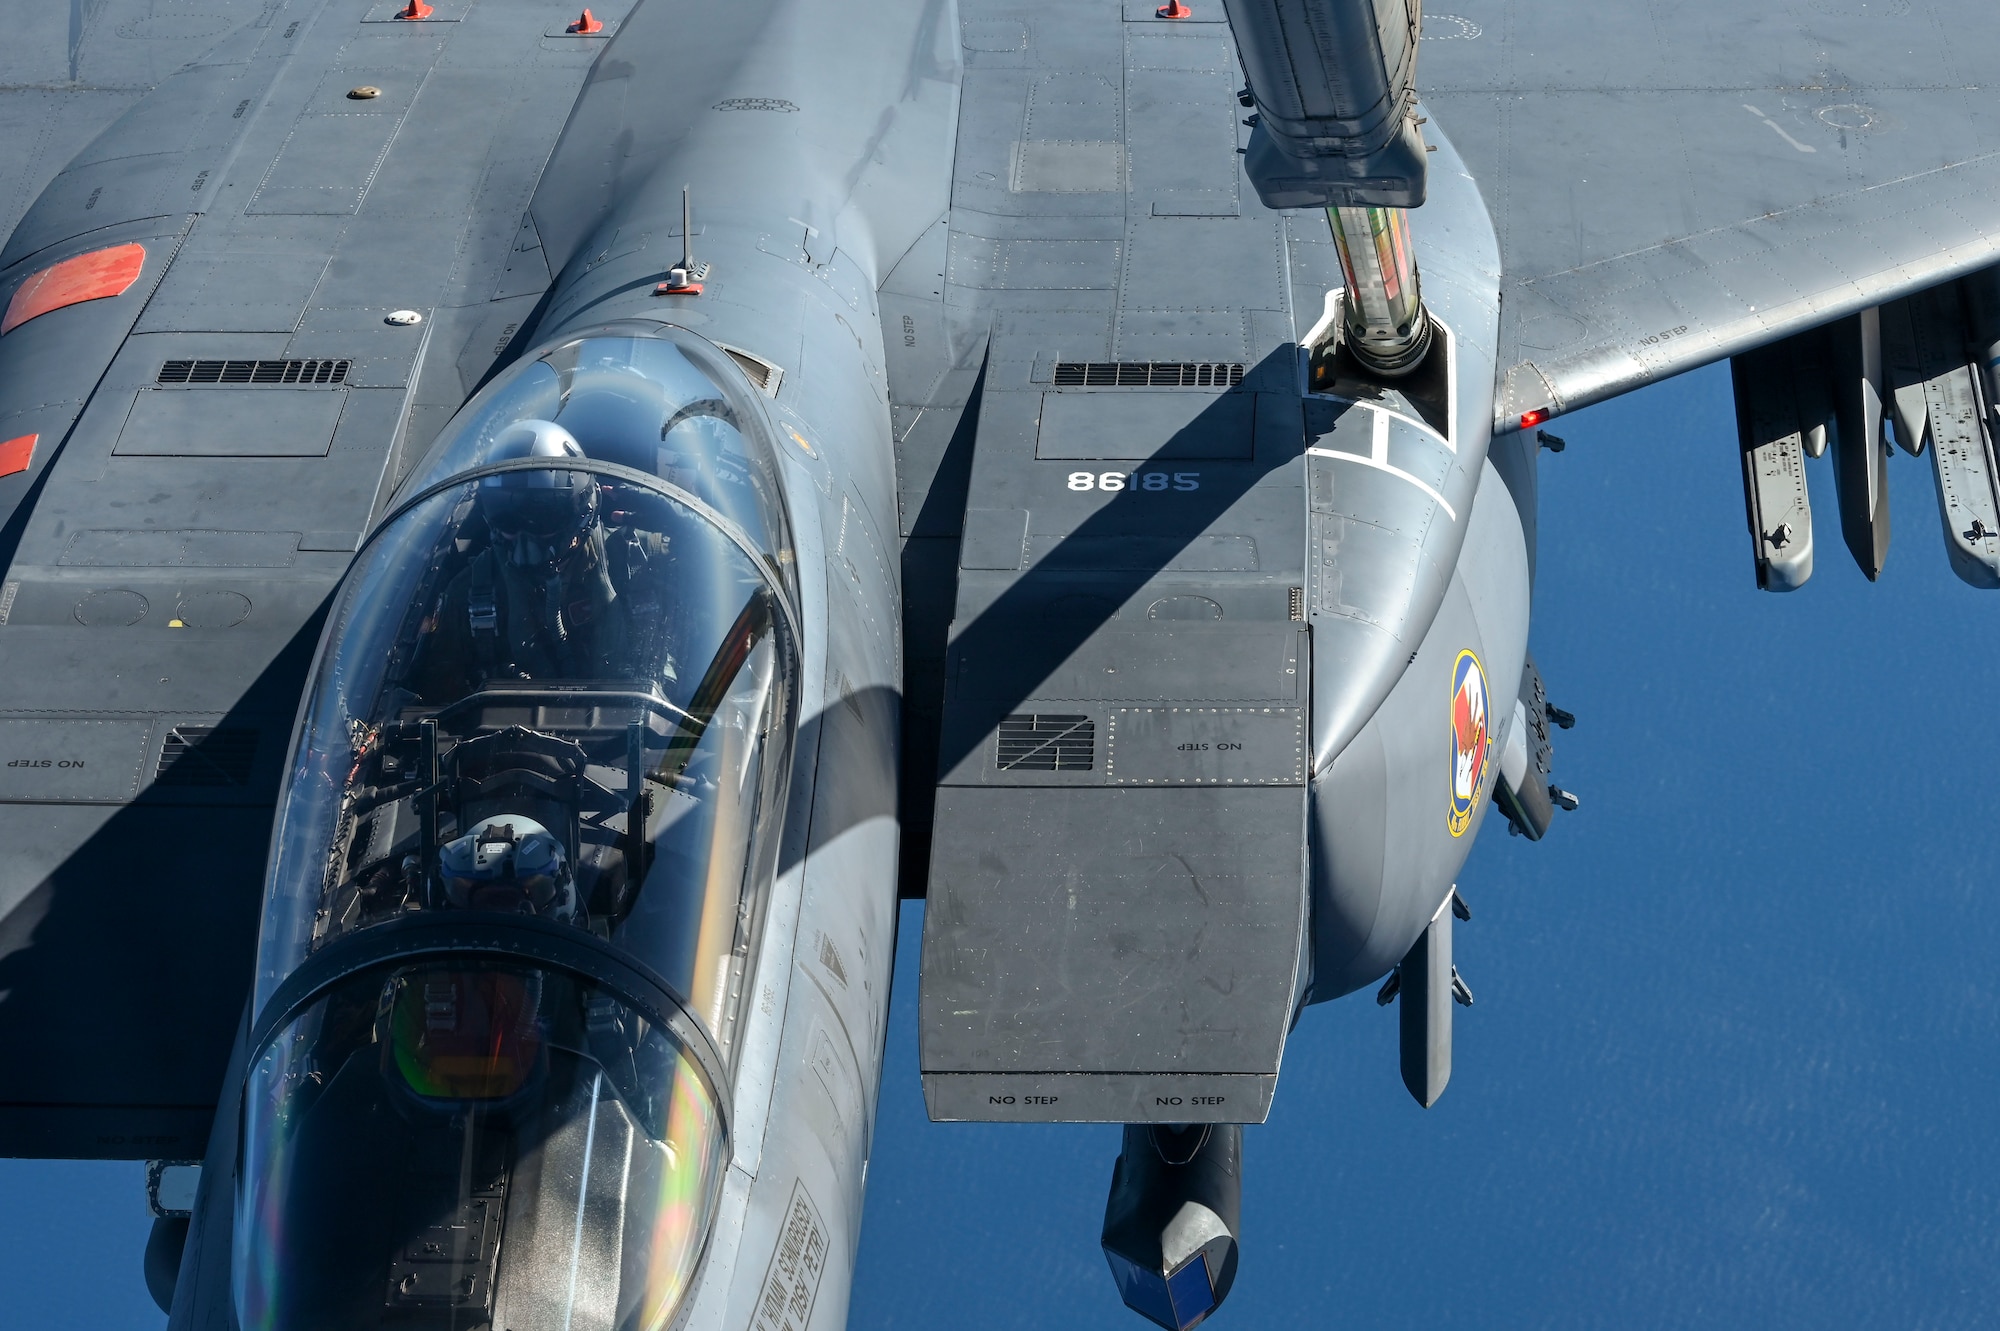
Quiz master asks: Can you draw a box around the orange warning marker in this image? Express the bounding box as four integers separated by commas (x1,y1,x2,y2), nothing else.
2,244,147,336
394,0,433,19
1157,0,1192,16
566,8,604,32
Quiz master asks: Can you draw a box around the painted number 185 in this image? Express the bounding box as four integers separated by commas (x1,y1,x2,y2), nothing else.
1067,471,1201,492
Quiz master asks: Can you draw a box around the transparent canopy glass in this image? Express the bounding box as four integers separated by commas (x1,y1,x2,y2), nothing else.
235,962,725,1331
239,324,800,1331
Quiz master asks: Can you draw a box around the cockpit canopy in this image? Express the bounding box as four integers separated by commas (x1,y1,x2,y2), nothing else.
239,324,801,1331
255,322,799,1037
236,961,725,1331
404,321,794,583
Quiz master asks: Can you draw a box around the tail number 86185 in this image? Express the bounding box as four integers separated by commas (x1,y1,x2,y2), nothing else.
1067,471,1200,492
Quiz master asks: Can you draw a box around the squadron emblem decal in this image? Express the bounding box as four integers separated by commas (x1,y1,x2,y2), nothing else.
1448,649,1490,838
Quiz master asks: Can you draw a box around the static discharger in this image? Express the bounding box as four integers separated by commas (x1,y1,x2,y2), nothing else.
655,187,710,295
566,8,603,33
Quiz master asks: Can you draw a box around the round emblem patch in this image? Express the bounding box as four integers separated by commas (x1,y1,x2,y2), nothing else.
1447,649,1491,837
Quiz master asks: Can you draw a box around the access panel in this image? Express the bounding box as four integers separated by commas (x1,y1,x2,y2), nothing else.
921,623,1309,1123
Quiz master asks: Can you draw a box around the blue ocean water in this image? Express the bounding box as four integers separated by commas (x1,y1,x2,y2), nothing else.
5,362,1995,1328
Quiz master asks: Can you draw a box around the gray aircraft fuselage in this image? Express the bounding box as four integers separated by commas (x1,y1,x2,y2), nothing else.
0,0,1544,1327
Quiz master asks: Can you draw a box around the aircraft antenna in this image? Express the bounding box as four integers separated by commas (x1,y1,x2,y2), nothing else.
681,185,694,274
656,185,709,295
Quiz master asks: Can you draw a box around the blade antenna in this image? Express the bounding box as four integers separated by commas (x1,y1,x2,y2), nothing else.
681,185,694,274
656,184,708,296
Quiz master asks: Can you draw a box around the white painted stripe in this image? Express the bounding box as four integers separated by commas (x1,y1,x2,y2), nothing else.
1306,445,1458,521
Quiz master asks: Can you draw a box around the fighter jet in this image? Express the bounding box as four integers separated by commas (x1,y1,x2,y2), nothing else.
0,0,1994,1327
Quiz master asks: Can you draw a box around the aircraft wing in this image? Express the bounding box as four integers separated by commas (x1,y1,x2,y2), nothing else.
0,0,629,1159
1418,0,2000,429
0,0,248,246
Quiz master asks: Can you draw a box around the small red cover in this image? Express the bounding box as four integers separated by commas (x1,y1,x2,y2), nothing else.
0,433,36,478
1,243,147,336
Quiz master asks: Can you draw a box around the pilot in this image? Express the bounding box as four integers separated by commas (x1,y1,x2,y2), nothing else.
436,815,579,921
410,420,673,699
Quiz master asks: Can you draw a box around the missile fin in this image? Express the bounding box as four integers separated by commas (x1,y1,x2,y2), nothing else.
1827,310,1892,580
1905,280,2000,587
1880,295,1931,455
1398,903,1453,1108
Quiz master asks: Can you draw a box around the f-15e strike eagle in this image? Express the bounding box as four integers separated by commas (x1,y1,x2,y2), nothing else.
0,0,1994,1326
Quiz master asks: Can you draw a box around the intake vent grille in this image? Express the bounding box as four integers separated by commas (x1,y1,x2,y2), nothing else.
996,714,1094,771
158,359,350,386
155,726,259,787
1052,361,1244,388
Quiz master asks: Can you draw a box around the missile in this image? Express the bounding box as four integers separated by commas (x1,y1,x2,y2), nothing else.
1101,1124,1243,1331
1730,342,1816,591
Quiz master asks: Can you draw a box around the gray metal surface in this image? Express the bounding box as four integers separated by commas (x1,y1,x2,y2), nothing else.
906,0,1338,1126
124,0,940,1317
6,0,1992,1322
0,0,614,1159
1221,0,1429,209
924,625,1308,1123
0,0,268,256
1419,1,2000,429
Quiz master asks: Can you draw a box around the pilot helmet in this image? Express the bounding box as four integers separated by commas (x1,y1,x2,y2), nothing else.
476,420,599,568
438,815,576,920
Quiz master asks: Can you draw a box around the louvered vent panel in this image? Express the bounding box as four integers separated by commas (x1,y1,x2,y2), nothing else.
720,346,783,398
155,726,259,787
996,714,1094,771
1051,362,1245,388
158,359,351,386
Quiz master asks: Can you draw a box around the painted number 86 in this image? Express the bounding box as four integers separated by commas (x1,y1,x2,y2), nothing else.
1067,471,1200,492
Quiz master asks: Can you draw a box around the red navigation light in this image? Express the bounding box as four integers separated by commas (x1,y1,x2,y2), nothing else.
1519,408,1548,430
